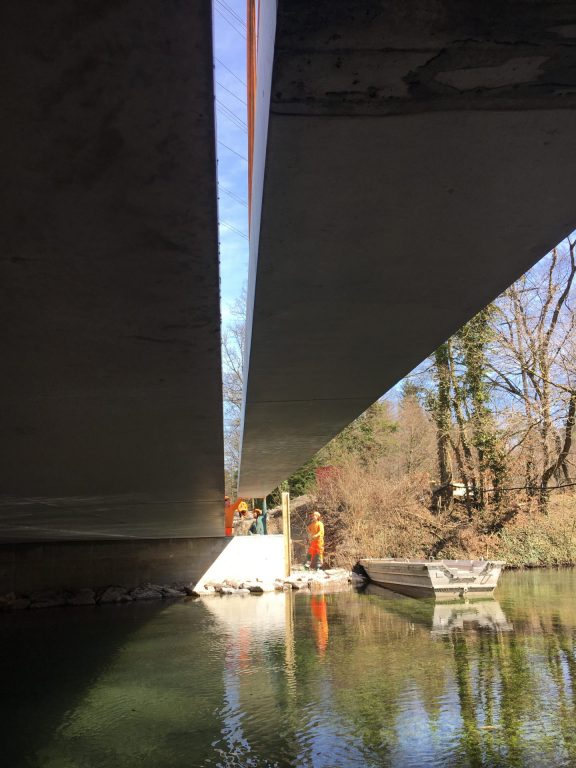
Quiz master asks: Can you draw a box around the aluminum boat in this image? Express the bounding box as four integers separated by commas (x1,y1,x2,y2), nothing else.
359,558,505,599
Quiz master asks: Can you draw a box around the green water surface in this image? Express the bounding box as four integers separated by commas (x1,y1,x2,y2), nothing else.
1,568,576,767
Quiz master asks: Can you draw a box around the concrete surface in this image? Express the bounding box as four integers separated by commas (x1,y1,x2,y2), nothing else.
194,535,286,591
0,1,224,539
0,537,231,595
239,0,576,496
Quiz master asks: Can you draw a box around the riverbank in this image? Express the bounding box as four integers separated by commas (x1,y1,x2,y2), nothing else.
0,567,357,611
420,495,576,569
309,481,576,570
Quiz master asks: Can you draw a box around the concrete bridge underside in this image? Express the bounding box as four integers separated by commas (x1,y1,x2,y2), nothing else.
0,1,224,542
239,0,576,497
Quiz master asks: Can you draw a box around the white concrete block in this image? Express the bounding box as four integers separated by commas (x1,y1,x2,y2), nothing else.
194,535,285,592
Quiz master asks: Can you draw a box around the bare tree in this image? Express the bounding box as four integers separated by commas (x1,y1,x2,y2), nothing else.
491,237,576,509
222,289,246,493
394,389,436,478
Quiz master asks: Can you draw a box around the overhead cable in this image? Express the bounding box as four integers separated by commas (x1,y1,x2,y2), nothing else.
215,57,247,88
215,7,245,38
220,220,249,240
216,80,247,106
218,185,248,207
218,141,248,162
215,0,246,29
216,99,247,132
217,109,247,132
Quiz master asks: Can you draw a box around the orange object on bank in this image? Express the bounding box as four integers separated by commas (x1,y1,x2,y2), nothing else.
225,498,248,536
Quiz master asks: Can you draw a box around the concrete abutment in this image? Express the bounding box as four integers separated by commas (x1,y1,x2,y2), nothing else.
0,538,232,596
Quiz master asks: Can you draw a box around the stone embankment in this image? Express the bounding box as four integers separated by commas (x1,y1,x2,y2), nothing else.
0,582,195,611
0,570,366,610
194,568,364,596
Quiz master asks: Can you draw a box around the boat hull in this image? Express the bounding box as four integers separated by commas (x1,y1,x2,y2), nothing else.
359,559,505,600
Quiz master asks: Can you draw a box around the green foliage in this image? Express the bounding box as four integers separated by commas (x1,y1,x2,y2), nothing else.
426,343,453,487
425,309,508,506
456,306,494,410
456,306,507,492
426,344,451,433
496,501,576,567
267,457,320,505
400,380,423,403
286,457,321,497
320,401,397,466
268,402,399,502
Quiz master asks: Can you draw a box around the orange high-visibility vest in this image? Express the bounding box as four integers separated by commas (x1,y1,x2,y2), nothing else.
225,498,247,535
307,520,324,555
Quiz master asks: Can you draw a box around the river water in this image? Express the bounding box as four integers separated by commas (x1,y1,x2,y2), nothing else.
1,568,576,767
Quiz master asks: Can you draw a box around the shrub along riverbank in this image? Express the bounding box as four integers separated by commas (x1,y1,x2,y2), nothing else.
309,461,576,570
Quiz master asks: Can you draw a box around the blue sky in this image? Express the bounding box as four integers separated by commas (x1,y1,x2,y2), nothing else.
213,0,249,327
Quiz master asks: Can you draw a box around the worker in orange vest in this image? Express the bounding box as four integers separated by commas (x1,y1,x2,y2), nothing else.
224,497,249,536
306,511,324,570
224,496,233,536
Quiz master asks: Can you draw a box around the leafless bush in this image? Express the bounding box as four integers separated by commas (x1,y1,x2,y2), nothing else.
313,456,441,568
312,452,576,568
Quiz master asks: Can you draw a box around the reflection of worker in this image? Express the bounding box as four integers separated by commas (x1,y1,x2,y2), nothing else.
310,594,329,655
306,511,324,570
248,508,264,535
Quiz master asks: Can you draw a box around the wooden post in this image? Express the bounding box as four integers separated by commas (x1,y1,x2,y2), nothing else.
281,491,292,577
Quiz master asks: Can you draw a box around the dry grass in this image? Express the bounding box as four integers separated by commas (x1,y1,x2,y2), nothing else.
313,457,439,568
494,496,576,567
310,456,576,569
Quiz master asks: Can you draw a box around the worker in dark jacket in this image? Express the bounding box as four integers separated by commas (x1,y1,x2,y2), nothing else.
248,508,265,535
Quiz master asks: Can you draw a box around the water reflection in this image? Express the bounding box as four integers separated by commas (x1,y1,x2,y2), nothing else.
431,599,513,635
310,594,329,655
1,570,576,767
363,583,514,636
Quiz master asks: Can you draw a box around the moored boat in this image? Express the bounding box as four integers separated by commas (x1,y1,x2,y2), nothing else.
358,558,505,599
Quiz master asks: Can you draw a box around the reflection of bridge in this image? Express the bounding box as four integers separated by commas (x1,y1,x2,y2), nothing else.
2,2,576,589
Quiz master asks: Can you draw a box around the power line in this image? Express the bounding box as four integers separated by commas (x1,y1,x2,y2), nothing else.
217,111,246,133
215,0,246,29
220,220,249,240
218,185,248,207
215,57,247,88
217,102,247,130
216,80,247,106
442,480,576,494
215,7,246,38
216,99,247,132
485,481,576,493
217,108,247,133
218,0,246,29
218,141,248,162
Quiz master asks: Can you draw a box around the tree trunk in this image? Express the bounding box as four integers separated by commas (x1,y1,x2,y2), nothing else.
433,344,453,510
540,390,576,512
